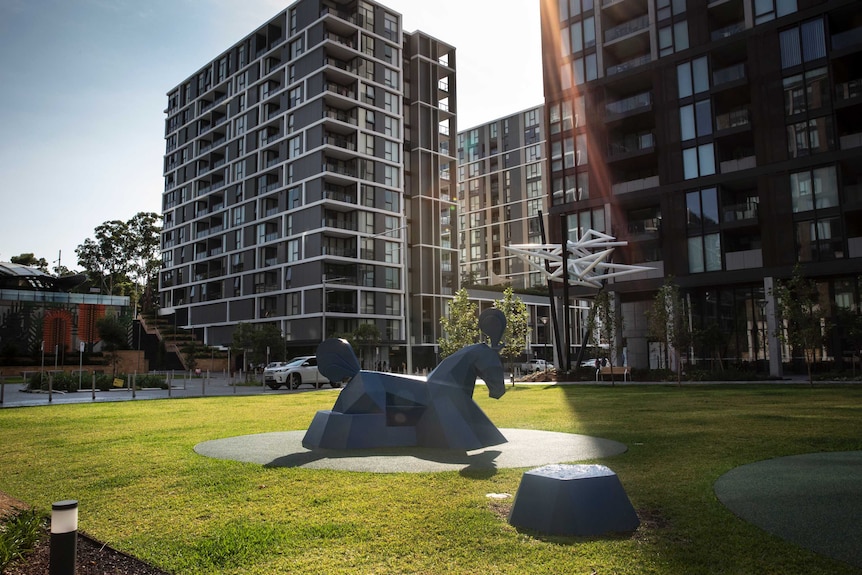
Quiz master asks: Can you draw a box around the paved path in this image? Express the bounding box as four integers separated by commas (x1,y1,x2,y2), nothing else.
194,428,629,473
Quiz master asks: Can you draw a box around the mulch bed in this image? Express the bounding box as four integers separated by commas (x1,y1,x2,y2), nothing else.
1,491,169,575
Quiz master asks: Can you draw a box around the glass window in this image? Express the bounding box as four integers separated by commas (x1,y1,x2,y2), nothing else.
693,57,709,93
688,237,705,273
790,165,837,212
678,62,693,98
695,100,713,136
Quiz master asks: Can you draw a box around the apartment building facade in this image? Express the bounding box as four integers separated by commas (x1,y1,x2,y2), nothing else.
160,0,457,371
457,106,549,290
541,0,862,372
456,106,555,361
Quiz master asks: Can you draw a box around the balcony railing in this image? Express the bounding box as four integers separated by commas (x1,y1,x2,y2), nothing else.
324,134,357,151
722,201,759,222
325,107,358,124
713,62,746,86
609,132,655,157
627,217,661,234
606,91,652,115
326,82,355,99
605,14,650,43
711,21,745,41
832,27,862,51
606,54,651,77
715,107,750,130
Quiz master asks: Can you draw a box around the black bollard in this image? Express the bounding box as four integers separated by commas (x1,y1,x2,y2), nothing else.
50,500,78,575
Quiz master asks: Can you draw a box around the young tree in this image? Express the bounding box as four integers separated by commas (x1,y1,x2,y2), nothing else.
594,289,624,385
349,323,381,369
773,265,828,386
439,288,479,358
646,277,691,385
493,287,530,372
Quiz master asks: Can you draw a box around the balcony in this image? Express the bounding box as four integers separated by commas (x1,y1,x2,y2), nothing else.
326,82,356,100
605,15,650,44
719,155,756,173
832,26,862,51
325,106,358,125
711,21,745,41
725,249,763,271
612,175,659,195
608,132,655,158
324,133,357,151
606,54,651,77
722,200,759,222
840,133,862,150
606,91,652,116
713,62,746,86
715,107,750,131
627,217,661,235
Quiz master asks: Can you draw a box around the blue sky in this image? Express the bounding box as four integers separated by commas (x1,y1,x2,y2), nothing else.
0,0,543,272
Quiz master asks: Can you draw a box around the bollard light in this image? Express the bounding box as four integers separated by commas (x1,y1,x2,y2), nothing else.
50,500,78,575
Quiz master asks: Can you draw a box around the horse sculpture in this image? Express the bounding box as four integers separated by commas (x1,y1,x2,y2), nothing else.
302,309,508,451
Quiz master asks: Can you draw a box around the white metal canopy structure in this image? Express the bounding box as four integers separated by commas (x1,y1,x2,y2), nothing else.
505,230,653,289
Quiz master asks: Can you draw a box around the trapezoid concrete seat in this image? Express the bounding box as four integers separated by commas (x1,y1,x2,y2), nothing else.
508,463,639,536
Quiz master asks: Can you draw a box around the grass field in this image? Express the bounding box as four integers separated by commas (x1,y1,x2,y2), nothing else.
0,384,860,574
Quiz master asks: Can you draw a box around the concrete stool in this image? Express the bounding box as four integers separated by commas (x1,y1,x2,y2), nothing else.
508,463,639,536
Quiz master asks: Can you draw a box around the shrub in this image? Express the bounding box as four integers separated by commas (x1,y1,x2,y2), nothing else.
0,508,45,571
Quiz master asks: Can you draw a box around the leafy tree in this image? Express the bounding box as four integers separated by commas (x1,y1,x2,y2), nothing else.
773,265,828,386
230,322,286,371
348,323,381,369
593,289,624,385
10,253,49,272
439,288,480,358
493,286,529,369
96,314,129,377
646,277,692,385
75,213,162,311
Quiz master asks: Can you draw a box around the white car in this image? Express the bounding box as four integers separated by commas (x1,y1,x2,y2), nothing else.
580,358,610,369
522,359,550,373
263,356,334,390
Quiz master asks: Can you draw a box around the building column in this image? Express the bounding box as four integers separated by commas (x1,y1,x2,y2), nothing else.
763,277,783,378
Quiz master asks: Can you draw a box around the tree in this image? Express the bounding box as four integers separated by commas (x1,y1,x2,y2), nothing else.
646,277,692,385
230,322,286,372
75,213,162,311
773,265,828,386
439,288,480,358
348,323,381,369
96,315,129,377
493,287,530,370
593,289,624,385
126,212,163,314
10,253,49,272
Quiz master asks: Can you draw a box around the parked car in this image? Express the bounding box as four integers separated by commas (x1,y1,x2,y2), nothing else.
522,359,550,373
263,356,335,390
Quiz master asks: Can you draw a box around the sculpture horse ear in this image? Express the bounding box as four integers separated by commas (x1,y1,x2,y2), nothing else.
316,338,361,382
478,309,506,349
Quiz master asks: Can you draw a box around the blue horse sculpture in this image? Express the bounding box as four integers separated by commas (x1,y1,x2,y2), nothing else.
302,309,508,451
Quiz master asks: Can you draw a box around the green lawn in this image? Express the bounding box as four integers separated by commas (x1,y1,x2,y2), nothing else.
0,385,860,574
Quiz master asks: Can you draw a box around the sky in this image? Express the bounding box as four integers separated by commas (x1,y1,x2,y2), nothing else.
0,0,544,272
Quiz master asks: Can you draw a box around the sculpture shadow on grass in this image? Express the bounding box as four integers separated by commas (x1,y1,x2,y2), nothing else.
302,309,509,452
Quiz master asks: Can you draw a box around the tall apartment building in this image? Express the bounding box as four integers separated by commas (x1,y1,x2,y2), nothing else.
541,0,862,372
457,106,549,290
160,0,457,371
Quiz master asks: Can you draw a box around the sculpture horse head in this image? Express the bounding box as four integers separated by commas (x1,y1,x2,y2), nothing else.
427,308,507,399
